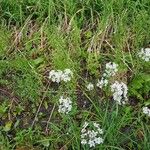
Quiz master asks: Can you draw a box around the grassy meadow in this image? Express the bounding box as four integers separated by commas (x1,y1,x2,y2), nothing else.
0,0,150,149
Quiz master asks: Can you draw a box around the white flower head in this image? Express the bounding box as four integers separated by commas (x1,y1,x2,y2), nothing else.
61,69,73,82
105,62,118,77
49,70,62,83
83,121,89,128
94,137,104,144
97,78,108,89
81,122,104,148
138,48,150,62
88,140,95,147
58,96,72,114
93,122,100,128
81,139,87,145
64,69,73,76
143,107,150,117
49,69,73,83
97,62,118,89
87,83,94,91
111,81,128,105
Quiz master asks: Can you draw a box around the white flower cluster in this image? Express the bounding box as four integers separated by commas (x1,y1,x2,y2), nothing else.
111,81,128,105
97,78,108,89
97,62,118,88
138,48,150,62
81,122,104,148
104,62,118,77
143,107,150,117
58,96,72,114
86,83,94,91
49,69,73,83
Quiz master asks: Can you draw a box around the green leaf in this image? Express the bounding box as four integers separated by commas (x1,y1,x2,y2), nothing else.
85,31,92,38
41,139,50,147
44,101,48,110
4,121,12,132
144,100,150,105
33,57,44,65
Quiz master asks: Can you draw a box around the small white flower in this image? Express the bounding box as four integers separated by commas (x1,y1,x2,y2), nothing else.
88,140,95,147
87,83,94,91
93,122,99,128
59,96,64,103
98,128,103,134
143,107,150,117
97,62,118,89
48,70,62,83
64,69,73,76
49,70,63,83
49,69,73,83
49,70,55,78
111,81,128,105
61,74,71,82
81,139,87,145
61,69,73,82
88,130,98,138
105,62,118,77
81,128,86,133
97,78,108,88
138,48,150,62
81,133,87,138
58,96,72,114
83,122,89,129
94,137,104,144
81,122,104,148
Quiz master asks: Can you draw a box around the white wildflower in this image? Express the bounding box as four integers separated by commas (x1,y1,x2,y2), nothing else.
97,62,118,89
81,128,86,134
93,122,100,128
96,78,108,88
88,140,95,147
111,81,128,105
94,137,104,144
83,121,89,128
49,69,73,83
81,139,87,145
49,70,63,83
61,69,73,82
97,128,103,134
64,69,73,76
143,107,150,117
81,122,104,148
105,62,118,77
58,96,72,114
138,48,150,62
87,83,94,91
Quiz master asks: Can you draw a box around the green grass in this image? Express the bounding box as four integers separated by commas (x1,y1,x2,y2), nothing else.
0,0,150,149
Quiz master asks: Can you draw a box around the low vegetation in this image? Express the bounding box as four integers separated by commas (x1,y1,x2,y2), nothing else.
0,0,150,149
